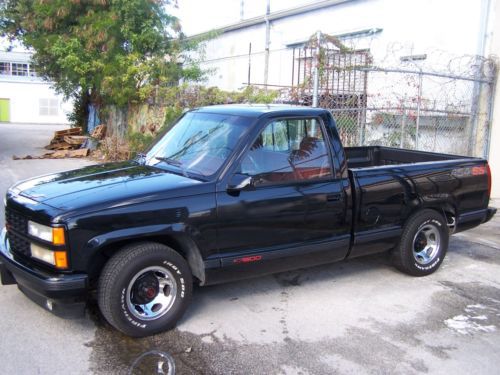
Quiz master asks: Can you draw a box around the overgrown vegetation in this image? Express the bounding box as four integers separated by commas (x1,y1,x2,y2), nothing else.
0,0,205,129
1,1,279,161
117,84,279,159
157,84,279,126
127,130,155,157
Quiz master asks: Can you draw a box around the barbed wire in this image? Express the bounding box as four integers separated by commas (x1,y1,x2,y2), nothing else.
270,33,497,157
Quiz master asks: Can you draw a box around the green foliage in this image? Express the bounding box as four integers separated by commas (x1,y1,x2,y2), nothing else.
335,114,357,133
163,106,184,129
127,131,155,157
385,131,401,147
66,90,90,130
0,0,205,111
236,86,278,104
157,84,278,108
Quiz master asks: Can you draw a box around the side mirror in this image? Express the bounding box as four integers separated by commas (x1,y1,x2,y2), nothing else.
227,173,253,193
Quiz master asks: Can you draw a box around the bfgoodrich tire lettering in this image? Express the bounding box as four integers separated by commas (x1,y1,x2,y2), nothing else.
392,209,449,277
98,242,193,337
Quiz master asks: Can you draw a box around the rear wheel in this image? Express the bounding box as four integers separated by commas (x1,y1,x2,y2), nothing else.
98,242,192,337
392,209,449,276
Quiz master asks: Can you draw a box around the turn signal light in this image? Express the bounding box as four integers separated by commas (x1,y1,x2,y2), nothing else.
52,227,66,246
54,251,68,269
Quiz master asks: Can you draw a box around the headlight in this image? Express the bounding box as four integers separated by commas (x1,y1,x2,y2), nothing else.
30,243,68,269
28,221,66,245
28,221,52,242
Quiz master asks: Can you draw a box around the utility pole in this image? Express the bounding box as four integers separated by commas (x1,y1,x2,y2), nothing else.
263,0,270,89
240,0,244,20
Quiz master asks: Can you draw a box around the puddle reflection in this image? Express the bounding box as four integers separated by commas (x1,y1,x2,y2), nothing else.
129,350,176,375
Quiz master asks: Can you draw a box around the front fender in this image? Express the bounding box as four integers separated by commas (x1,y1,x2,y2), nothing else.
85,223,186,250
69,223,208,285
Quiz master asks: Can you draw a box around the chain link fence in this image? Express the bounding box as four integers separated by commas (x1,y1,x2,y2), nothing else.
272,33,497,158
327,66,495,158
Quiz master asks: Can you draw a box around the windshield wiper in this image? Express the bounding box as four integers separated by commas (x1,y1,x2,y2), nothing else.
135,152,147,165
155,156,189,178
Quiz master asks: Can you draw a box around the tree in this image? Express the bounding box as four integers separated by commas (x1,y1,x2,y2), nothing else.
0,0,203,125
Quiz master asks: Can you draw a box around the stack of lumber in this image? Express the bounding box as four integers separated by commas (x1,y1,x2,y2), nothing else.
13,125,107,160
45,127,87,151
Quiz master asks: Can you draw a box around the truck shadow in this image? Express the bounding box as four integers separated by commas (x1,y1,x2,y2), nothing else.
185,252,394,319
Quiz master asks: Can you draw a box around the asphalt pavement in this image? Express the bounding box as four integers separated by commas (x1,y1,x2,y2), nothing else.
0,123,499,375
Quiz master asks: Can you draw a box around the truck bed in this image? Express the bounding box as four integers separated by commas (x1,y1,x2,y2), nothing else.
345,146,467,169
344,145,490,260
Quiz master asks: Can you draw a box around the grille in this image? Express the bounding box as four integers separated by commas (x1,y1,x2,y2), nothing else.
8,231,31,257
5,208,31,257
5,208,28,234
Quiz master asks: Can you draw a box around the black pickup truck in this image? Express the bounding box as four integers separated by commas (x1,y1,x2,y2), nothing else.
0,105,496,337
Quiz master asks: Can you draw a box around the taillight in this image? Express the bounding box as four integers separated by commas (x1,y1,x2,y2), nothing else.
472,166,486,175
486,162,492,197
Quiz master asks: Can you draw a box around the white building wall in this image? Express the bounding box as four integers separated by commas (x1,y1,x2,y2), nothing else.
198,0,484,90
0,79,72,124
0,51,71,125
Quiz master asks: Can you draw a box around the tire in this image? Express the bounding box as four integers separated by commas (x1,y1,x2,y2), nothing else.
97,242,193,337
392,209,449,277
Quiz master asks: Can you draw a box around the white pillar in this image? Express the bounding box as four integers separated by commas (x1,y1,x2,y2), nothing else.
487,0,500,198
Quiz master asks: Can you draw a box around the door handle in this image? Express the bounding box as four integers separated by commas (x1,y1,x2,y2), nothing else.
327,193,342,202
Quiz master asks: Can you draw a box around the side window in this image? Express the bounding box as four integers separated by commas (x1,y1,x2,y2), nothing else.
239,118,333,185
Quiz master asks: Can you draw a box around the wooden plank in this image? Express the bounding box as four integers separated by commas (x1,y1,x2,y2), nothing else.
50,150,69,158
54,127,82,137
91,124,106,139
63,135,88,145
43,148,89,158
13,148,89,160
68,148,89,157
45,142,74,150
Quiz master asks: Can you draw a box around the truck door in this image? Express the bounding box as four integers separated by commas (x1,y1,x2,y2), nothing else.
216,117,350,269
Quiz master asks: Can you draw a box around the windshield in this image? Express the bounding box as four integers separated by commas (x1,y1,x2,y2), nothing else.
144,111,251,178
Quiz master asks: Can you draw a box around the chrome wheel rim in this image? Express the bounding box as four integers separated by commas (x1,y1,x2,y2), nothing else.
413,224,441,265
126,266,177,321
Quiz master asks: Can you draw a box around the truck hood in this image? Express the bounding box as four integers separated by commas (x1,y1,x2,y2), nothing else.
10,162,204,213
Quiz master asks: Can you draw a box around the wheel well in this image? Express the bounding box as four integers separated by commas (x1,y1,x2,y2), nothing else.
408,204,456,229
93,235,206,287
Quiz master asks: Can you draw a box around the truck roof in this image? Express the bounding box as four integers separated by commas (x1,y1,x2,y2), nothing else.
192,104,329,118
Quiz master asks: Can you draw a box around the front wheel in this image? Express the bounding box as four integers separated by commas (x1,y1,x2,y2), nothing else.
98,242,192,337
392,209,449,276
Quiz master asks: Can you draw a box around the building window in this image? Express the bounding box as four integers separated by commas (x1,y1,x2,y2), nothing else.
39,98,59,116
0,61,37,77
0,62,11,75
11,63,29,76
